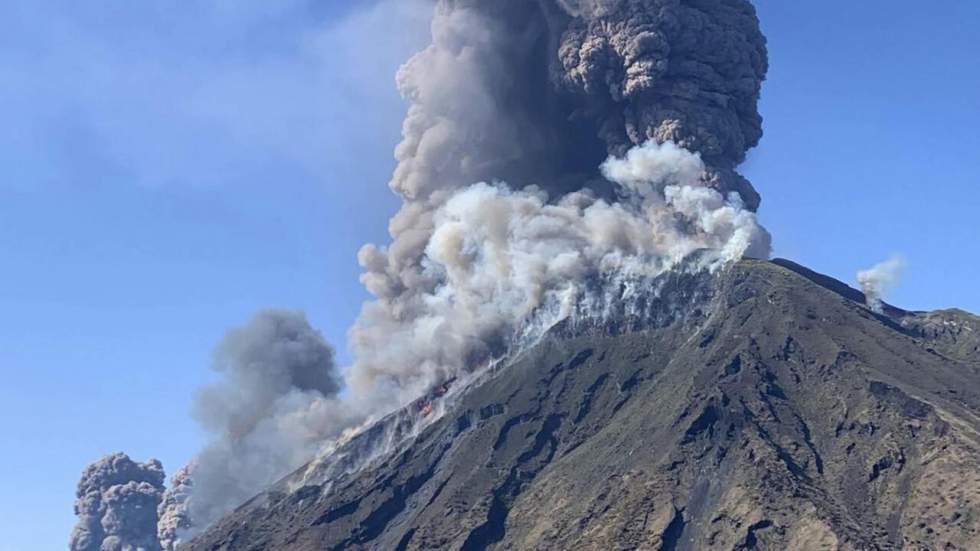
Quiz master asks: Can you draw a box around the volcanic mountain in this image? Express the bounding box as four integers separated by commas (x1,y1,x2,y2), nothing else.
188,259,980,550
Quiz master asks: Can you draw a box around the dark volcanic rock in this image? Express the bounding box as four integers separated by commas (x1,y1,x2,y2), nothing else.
189,260,980,551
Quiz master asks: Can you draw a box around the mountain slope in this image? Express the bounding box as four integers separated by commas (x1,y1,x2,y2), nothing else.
189,259,980,550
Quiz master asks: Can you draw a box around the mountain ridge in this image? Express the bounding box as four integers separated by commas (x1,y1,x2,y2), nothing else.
188,259,980,550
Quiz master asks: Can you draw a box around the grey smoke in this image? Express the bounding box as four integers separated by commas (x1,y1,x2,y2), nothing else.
158,309,354,545
858,255,907,314
351,141,769,402
71,453,166,551
193,308,341,438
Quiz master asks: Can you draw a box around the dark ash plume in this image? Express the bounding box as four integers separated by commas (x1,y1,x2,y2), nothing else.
71,453,166,551
554,0,768,208
388,0,767,205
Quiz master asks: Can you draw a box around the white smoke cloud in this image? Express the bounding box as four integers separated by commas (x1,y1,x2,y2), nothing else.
858,255,907,314
348,140,770,404
555,0,617,17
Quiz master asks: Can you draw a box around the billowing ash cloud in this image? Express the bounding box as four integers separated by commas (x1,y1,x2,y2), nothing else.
157,310,354,546
858,255,907,313
388,0,766,207
349,0,768,400
71,453,166,551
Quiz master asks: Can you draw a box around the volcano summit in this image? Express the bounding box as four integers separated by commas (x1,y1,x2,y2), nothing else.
189,259,980,550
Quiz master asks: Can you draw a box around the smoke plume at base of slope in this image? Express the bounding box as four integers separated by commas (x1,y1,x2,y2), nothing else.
155,310,356,547
70,453,166,551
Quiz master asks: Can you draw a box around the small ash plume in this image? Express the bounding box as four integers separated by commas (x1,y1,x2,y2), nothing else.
858,255,907,313
160,309,355,541
70,452,165,551
157,465,193,551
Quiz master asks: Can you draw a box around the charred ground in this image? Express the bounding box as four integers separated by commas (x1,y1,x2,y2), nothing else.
189,259,980,550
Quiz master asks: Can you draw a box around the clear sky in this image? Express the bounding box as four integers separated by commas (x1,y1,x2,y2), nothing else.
1,1,977,549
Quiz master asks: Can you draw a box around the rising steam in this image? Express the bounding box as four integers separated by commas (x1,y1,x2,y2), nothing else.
858,255,907,313
74,0,771,546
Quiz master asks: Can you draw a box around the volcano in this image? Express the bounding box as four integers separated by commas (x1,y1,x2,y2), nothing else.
187,259,980,550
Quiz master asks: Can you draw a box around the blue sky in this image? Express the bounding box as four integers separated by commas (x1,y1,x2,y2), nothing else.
1,1,978,549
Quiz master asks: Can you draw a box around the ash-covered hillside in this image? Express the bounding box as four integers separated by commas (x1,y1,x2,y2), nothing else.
188,259,980,550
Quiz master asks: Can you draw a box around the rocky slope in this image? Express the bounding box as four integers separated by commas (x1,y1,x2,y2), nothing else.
189,259,980,550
